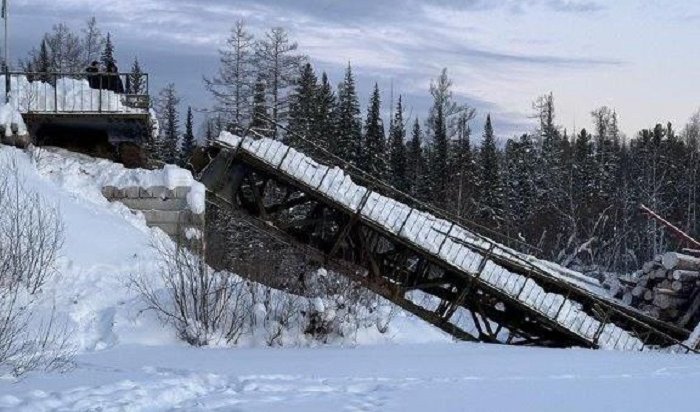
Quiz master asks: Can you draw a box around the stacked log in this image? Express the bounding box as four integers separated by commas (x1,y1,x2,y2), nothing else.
606,252,700,327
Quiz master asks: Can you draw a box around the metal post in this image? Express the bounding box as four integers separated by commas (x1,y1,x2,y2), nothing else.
3,0,8,72
54,73,58,113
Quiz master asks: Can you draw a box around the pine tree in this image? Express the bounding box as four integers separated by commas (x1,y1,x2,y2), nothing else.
450,112,477,217
36,39,52,82
478,114,503,225
406,118,429,201
361,83,386,177
128,57,145,94
334,64,362,165
101,33,115,68
388,96,408,191
180,106,196,166
314,72,336,150
429,100,449,204
205,117,215,146
155,84,181,164
503,134,538,242
287,62,318,149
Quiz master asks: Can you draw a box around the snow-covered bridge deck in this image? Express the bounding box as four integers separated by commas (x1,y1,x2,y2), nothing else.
197,132,696,352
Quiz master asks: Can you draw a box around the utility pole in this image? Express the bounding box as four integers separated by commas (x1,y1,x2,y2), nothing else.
2,0,7,71
2,0,8,105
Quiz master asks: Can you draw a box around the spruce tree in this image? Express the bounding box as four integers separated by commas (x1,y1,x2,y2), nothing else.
314,72,336,150
205,117,215,146
388,96,408,191
128,57,145,94
450,112,477,217
36,39,52,82
287,62,318,149
478,114,502,225
334,63,362,165
362,83,386,177
406,118,429,201
429,101,449,204
155,83,181,164
101,33,115,68
180,106,196,166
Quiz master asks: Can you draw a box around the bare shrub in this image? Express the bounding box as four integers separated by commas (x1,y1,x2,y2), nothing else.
0,159,73,377
302,269,398,343
0,165,63,294
132,235,249,346
247,283,304,346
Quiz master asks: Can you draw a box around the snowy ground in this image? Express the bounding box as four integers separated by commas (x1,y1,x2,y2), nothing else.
3,343,700,412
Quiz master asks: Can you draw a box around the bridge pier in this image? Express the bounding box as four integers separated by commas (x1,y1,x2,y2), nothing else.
102,184,205,246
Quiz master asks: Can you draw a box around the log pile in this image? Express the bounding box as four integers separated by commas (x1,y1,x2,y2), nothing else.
605,252,700,327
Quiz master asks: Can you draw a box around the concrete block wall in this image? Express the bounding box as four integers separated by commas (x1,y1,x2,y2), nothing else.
102,185,205,242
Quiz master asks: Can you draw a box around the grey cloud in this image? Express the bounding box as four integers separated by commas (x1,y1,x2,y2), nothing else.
546,0,605,13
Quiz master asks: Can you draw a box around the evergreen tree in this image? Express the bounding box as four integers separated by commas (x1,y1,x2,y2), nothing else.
101,33,115,68
478,114,503,225
388,96,408,191
36,39,52,82
334,64,362,165
429,100,449,204
314,72,336,150
406,118,429,201
503,134,538,240
180,106,196,166
155,83,181,164
205,117,215,146
287,62,318,149
128,57,145,94
450,112,477,217
361,83,386,177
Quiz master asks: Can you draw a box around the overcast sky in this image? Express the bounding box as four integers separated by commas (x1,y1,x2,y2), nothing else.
9,0,700,140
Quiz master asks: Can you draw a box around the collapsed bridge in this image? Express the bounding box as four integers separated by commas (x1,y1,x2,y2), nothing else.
195,131,697,352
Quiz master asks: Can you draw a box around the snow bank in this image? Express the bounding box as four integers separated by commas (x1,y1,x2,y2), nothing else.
0,145,447,356
0,103,27,136
215,132,645,350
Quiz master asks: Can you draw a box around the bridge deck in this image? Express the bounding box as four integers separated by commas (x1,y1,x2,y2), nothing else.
198,132,696,353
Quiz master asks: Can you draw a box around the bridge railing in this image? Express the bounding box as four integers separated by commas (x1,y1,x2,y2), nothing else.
2,71,149,114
